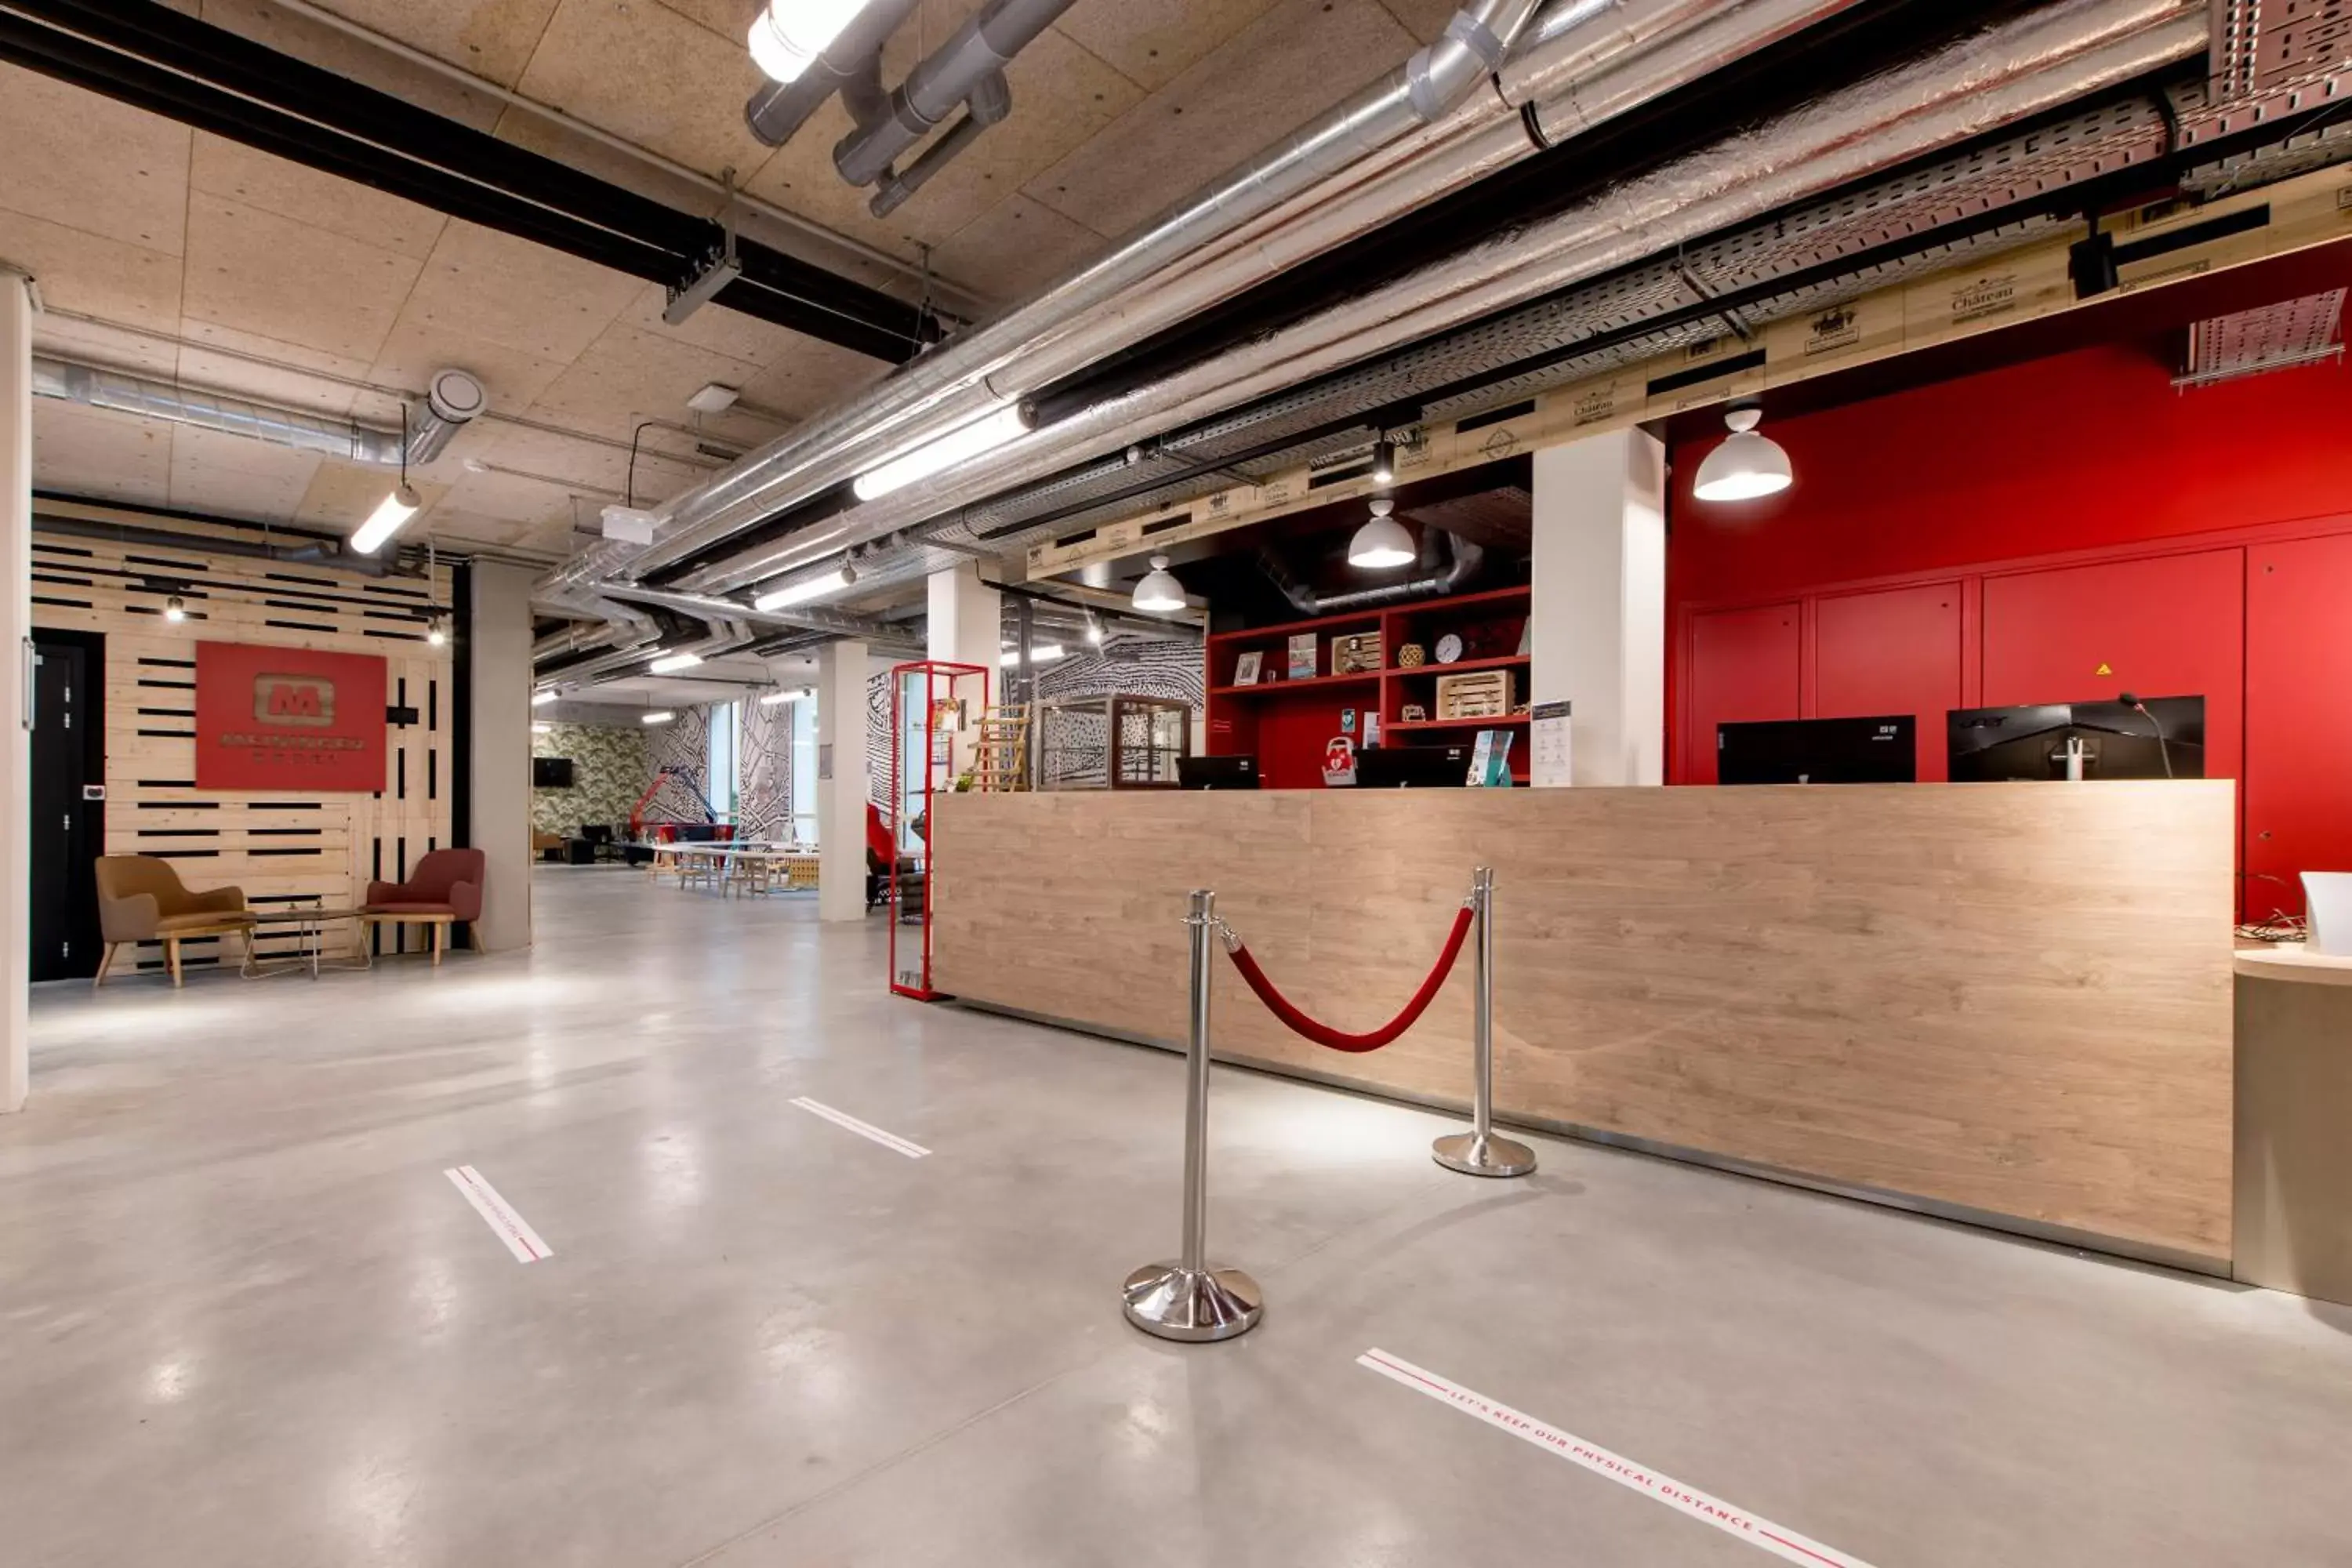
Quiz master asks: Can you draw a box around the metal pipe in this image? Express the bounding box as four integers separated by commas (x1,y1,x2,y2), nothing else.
1180,887,1213,1274
682,0,2205,592
615,0,1559,579
744,0,926,147
870,71,1010,219
834,0,1075,188
1433,867,1537,1176
32,354,403,466
597,582,915,645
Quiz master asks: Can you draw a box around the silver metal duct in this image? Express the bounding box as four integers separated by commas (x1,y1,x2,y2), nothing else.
1262,531,1486,615
618,0,1560,579
405,368,486,466
833,0,1077,188
597,583,914,646
33,354,405,466
744,0,925,147
681,0,2206,593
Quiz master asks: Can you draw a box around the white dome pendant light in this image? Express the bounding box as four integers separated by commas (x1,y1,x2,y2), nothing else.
1348,495,1415,569
1692,401,1794,502
1132,555,1186,613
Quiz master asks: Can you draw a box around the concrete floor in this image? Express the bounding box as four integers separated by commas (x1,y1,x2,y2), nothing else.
3,866,2349,1567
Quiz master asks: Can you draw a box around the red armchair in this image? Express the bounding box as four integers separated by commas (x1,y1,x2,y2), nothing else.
360,847,485,965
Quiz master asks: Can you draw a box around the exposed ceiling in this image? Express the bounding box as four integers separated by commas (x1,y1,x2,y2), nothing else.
3,0,1456,561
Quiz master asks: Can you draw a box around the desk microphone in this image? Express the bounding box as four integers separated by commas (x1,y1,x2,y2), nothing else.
2117,691,2175,779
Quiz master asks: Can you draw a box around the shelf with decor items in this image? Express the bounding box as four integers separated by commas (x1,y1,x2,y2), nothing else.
1203,583,1532,789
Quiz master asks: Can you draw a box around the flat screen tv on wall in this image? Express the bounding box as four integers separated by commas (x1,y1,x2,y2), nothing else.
534,757,576,789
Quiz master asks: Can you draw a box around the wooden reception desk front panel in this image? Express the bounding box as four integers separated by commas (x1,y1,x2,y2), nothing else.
931,783,2237,1267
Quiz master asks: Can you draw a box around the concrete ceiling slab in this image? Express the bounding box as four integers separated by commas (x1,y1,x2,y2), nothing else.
733,328,891,423
0,209,183,332
1054,0,1285,93
169,423,326,520
175,318,377,419
32,401,176,508
525,322,765,436
199,0,515,129
393,220,644,363
230,0,564,91
32,314,182,379
926,192,1105,302
0,63,191,255
1027,0,1412,239
514,0,770,179
1367,0,1460,45
190,132,451,263
292,460,450,531
182,193,425,361
365,315,573,413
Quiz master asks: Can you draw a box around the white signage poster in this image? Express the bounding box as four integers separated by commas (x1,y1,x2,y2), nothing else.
1530,700,1573,788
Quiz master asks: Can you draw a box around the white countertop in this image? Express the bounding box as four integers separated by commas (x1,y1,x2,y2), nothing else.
2234,942,2352,987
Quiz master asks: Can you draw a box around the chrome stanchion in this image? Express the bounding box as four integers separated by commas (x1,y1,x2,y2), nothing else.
1433,866,1537,1178
1123,888,1265,1342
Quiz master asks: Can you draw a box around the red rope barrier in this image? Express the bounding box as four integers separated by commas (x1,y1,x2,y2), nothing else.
1223,905,1474,1053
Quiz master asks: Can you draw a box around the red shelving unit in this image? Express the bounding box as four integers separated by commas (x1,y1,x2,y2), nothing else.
1204,584,1532,788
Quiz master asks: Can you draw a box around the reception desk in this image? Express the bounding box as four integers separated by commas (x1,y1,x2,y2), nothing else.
931,783,2237,1270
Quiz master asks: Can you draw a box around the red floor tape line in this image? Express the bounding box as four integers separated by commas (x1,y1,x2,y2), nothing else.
1358,1349,1878,1568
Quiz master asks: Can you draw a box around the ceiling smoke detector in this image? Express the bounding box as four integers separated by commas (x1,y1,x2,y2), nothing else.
687,383,741,415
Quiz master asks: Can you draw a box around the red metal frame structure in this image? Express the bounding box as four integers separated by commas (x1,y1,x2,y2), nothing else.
887,659,990,1000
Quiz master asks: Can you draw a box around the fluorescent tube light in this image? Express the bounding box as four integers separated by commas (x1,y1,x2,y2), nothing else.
851,404,1033,502
350,483,422,554
642,710,676,725
1000,644,1063,666
750,0,873,83
760,686,815,706
648,651,704,674
532,689,559,706
753,564,855,612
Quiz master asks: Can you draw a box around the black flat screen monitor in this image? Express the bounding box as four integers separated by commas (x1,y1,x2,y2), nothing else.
1716,716,1916,784
533,757,575,789
1947,696,2204,781
1354,745,1472,788
1178,755,1260,789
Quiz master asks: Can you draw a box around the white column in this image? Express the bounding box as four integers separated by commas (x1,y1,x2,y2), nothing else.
815,638,869,922
927,561,999,775
1530,428,1667,787
466,561,535,953
1,269,27,1111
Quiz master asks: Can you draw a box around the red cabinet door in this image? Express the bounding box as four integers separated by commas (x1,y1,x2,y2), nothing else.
1815,583,1964,780
1684,602,1800,783
1981,550,2244,782
2247,534,2352,919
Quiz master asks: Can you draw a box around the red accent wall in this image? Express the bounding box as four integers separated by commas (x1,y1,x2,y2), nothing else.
1668,342,2352,915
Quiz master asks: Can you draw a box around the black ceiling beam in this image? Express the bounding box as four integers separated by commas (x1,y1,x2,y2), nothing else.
0,0,932,361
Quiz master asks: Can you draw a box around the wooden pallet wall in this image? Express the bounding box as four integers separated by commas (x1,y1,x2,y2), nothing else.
30,513,455,973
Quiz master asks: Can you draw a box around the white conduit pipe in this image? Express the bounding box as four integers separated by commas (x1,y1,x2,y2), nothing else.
678,0,2205,594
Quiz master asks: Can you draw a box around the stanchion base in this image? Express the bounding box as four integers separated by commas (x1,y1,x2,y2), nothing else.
1122,1262,1264,1342
1432,1130,1537,1178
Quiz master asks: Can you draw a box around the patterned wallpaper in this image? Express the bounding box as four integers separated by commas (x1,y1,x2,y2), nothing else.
531,721,650,835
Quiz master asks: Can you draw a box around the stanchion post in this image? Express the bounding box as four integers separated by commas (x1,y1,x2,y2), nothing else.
1123,889,1265,1341
1433,866,1537,1178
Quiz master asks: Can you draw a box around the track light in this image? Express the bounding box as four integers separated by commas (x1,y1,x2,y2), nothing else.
749,0,873,83
163,594,187,623
1692,403,1793,502
1348,495,1415,569
1370,437,1395,487
851,404,1035,502
641,710,676,725
350,482,421,554
753,562,856,612
648,651,704,674
760,686,815,706
532,689,559,706
1132,555,1185,614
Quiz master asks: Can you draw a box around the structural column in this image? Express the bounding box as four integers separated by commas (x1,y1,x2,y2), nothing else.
927,561,999,775
0,268,29,1111
465,561,535,953
1530,428,1667,786
815,638,869,922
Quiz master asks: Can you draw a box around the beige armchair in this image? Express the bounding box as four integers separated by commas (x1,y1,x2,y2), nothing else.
93,855,254,988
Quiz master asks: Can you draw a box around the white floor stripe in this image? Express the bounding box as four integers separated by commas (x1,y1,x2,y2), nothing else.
445,1165,552,1263
789,1097,931,1158
1359,1349,1875,1568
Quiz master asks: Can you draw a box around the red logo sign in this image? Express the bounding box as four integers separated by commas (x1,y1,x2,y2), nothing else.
195,642,387,792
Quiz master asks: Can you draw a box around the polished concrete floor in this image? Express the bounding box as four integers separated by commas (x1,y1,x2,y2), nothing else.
3,866,2349,1566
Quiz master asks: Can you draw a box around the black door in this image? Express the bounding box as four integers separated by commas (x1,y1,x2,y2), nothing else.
30,633,105,982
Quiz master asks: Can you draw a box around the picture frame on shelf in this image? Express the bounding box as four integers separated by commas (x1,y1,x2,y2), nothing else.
1287,633,1318,681
1332,631,1383,675
1232,651,1263,686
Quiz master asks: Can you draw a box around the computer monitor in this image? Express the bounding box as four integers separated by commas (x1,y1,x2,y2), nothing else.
1178,755,1260,789
1716,716,1916,785
1947,696,2204,781
1354,745,1472,788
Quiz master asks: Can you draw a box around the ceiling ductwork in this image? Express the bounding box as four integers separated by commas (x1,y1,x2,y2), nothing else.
33,354,405,466
405,368,486,466
1261,528,1487,617
832,0,1075,197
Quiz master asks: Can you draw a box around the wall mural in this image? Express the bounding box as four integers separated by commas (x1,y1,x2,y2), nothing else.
641,705,717,823
739,695,792,841
531,722,651,835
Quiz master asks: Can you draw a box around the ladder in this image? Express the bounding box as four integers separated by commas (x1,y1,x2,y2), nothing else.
970,703,1033,792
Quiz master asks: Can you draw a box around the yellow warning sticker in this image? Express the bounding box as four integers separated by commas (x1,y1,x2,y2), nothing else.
2095,662,2114,677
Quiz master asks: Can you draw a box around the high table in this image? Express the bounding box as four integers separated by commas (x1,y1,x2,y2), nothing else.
2232,942,2352,1307
929,783,2239,1272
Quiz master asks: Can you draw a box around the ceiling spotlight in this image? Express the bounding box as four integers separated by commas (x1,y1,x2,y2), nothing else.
642,710,676,726
163,594,187,623
1370,437,1396,487
759,686,815,706
1084,612,1104,645
1000,644,1065,666
749,0,871,82
350,481,422,554
1131,555,1185,614
851,403,1034,502
532,689,559,706
1692,402,1793,502
1348,495,1415,569
648,651,704,674
426,615,448,647
753,562,855,612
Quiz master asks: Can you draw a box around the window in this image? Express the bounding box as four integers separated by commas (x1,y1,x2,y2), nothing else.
789,696,817,845
707,701,739,825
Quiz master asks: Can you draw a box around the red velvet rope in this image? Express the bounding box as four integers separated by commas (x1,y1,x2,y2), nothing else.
1222,905,1475,1053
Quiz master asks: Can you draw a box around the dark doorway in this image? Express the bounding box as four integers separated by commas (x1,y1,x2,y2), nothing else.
31,631,106,982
